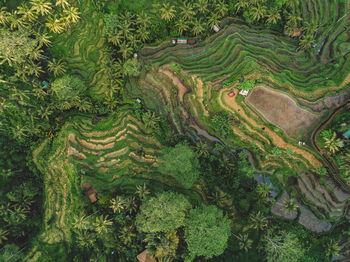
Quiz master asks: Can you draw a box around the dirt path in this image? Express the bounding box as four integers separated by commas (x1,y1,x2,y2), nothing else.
159,68,188,103
219,88,322,168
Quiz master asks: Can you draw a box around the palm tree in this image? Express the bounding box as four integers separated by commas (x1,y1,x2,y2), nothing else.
93,215,113,234
194,0,208,14
55,0,70,9
323,132,344,154
10,125,29,141
303,22,318,35
142,111,160,130
36,31,52,47
109,196,125,213
76,98,92,112
208,13,220,28
136,11,151,28
75,230,96,249
250,4,267,22
127,34,141,49
160,2,176,21
326,239,341,258
48,58,67,77
38,105,53,120
25,61,44,77
233,233,253,252
193,142,209,158
266,8,281,24
15,4,38,23
137,26,150,43
179,1,195,21
215,0,229,18
30,0,52,16
340,149,350,180
124,196,138,214
286,13,301,28
235,0,250,13
108,31,124,46
192,19,205,36
256,183,270,199
63,6,80,24
0,229,8,245
299,33,315,50
282,198,299,214
249,211,267,231
45,15,65,33
30,48,44,61
135,183,151,200
118,41,133,60
175,17,189,36
72,213,91,231
0,7,11,25
10,15,25,30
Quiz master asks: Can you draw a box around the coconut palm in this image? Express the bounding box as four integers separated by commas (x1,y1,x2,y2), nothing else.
108,31,123,46
48,58,67,77
10,125,29,141
286,13,301,28
118,41,133,60
30,48,44,61
215,0,229,18
256,183,270,199
193,142,210,158
38,105,53,120
45,15,65,33
324,132,344,154
192,19,205,36
179,1,195,21
235,0,250,13
303,22,318,35
0,7,11,25
299,33,315,50
175,17,189,36
30,0,52,16
118,20,132,38
250,4,267,22
75,230,96,249
25,61,44,77
10,15,25,30
137,26,150,43
249,211,267,231
136,11,151,28
15,4,38,23
127,34,141,49
36,31,52,47
194,0,208,14
76,98,92,112
340,149,350,180
0,229,8,245
142,111,160,130
124,196,138,214
160,2,176,21
234,233,253,252
93,215,113,234
63,6,80,24
55,0,70,9
135,183,151,200
282,198,299,214
109,196,125,213
266,8,281,24
208,13,220,28
326,239,341,258
72,213,91,231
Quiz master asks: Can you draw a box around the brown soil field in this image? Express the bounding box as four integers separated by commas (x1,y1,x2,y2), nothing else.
247,86,321,137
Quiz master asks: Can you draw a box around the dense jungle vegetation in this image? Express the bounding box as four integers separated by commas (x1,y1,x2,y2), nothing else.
0,0,349,261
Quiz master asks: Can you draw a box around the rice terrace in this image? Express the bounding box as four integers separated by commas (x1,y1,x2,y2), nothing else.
0,0,350,261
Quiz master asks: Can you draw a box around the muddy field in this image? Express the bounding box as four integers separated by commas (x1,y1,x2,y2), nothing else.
247,86,322,137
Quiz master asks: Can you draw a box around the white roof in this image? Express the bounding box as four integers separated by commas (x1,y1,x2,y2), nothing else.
239,90,249,96
213,25,221,32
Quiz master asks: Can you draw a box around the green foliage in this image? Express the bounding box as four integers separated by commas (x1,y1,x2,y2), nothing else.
136,191,191,233
211,112,233,136
158,143,200,189
264,230,305,262
238,80,256,91
184,205,231,259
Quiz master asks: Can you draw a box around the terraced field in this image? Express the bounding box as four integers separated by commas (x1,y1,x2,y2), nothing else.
51,0,108,97
127,1,350,230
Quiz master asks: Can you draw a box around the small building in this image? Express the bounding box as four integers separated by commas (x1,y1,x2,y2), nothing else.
133,53,138,58
213,25,221,33
171,39,176,44
82,183,98,204
137,250,156,262
177,38,187,44
343,130,350,139
239,89,249,97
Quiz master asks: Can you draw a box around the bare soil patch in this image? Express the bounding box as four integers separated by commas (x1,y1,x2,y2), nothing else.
247,86,321,137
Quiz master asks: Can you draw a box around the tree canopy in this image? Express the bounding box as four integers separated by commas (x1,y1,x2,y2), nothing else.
184,205,231,259
157,143,200,189
136,191,191,233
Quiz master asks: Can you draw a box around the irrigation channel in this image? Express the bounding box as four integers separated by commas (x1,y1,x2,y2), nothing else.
311,101,350,194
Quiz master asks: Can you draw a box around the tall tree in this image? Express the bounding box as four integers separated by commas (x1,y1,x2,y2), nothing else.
48,58,67,77
160,3,176,21
234,233,253,252
157,143,200,189
249,211,267,231
250,4,267,22
184,205,231,259
30,0,52,16
323,132,343,154
192,19,205,36
179,1,195,21
136,191,191,233
63,6,80,24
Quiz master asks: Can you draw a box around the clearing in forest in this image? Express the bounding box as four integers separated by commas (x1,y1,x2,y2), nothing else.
247,86,322,137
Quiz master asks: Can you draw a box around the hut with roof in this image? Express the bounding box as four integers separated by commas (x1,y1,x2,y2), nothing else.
137,250,157,262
